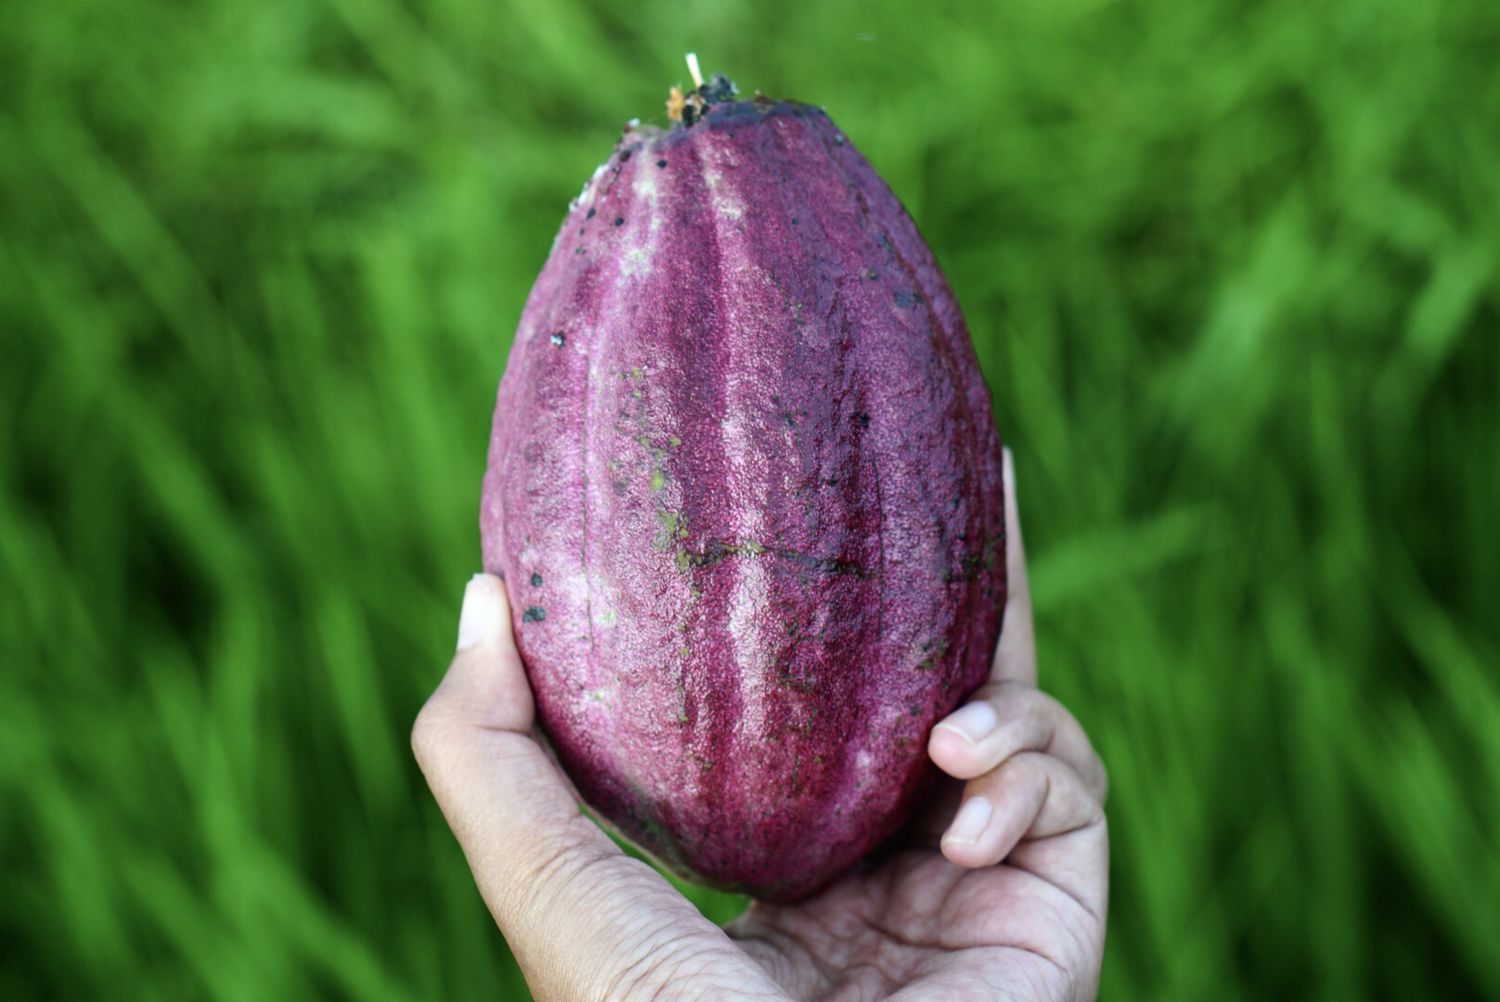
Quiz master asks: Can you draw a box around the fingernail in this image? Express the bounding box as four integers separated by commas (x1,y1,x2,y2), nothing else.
935,701,999,746
1003,447,1016,489
944,795,993,846
457,574,495,651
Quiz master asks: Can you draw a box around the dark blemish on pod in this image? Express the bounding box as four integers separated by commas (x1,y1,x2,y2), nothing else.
614,217,625,227
916,638,949,671
942,550,988,584
550,332,566,347
656,159,668,168
522,606,547,623
684,539,767,571
620,149,632,162
865,268,878,280
790,217,799,225
530,572,543,587
834,133,846,146
854,412,870,428
587,207,596,219
775,547,868,580
894,291,925,308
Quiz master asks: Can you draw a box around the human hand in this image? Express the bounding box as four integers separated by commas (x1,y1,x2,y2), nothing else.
412,450,1108,1000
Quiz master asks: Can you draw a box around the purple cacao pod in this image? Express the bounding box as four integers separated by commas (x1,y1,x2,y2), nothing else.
481,91,1005,902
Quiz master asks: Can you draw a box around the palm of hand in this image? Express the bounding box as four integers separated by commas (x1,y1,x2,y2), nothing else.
730,814,1105,1000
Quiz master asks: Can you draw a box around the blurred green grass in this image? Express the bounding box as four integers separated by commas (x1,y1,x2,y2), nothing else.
3,0,1498,998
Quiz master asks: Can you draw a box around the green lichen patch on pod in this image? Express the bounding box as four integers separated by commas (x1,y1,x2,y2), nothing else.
480,69,1005,902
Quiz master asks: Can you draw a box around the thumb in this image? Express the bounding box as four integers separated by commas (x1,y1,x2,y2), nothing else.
413,573,588,865
412,574,780,1000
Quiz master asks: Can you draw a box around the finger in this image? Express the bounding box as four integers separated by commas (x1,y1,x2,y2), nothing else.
939,753,1110,950
940,752,1103,871
412,575,775,1000
928,680,1108,802
992,448,1036,683
413,575,588,857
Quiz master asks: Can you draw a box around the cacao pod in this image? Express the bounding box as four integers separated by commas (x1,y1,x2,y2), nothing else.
481,87,1005,902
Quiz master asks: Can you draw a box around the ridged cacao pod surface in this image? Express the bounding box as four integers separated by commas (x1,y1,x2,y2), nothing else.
481,92,1005,902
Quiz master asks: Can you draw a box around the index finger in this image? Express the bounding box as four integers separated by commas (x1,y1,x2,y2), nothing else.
991,447,1036,683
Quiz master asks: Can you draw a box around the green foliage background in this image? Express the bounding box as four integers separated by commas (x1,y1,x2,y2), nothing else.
3,0,1498,997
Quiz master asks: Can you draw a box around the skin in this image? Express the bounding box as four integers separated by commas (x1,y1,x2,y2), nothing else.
414,450,1108,1000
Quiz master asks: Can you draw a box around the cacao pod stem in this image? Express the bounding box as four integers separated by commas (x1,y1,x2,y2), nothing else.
667,52,740,126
